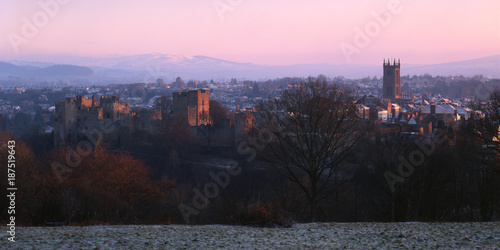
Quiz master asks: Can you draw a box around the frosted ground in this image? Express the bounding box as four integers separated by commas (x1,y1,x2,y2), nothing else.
6,222,499,249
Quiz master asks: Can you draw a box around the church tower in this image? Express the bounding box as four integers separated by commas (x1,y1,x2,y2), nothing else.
383,59,401,100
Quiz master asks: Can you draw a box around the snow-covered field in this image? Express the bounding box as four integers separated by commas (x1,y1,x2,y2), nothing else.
5,222,499,249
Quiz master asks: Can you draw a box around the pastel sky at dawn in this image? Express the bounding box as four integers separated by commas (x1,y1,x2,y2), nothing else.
1,0,499,65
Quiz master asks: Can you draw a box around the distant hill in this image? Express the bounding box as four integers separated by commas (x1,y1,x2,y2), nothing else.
2,54,499,82
0,62,26,75
0,62,94,79
404,55,500,78
34,65,94,77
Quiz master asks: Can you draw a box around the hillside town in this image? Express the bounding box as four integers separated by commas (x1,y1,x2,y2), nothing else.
1,64,498,140
1,61,499,228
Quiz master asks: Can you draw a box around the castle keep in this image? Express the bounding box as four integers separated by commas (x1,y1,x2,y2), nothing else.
172,89,210,126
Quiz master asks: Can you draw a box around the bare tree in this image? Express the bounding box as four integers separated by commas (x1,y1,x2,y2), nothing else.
474,89,499,150
461,90,500,221
256,77,366,222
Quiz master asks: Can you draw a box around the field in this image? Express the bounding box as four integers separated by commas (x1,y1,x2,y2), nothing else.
5,222,499,249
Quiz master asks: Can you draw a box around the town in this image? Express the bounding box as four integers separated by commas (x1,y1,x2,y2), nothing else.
1,59,499,228
1,62,498,142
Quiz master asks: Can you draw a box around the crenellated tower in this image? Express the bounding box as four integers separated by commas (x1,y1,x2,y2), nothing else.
383,59,401,100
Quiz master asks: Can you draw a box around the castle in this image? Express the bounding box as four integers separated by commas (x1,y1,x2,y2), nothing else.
54,96,130,147
54,89,255,149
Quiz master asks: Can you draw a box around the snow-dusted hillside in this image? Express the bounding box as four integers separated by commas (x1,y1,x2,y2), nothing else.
63,54,246,69
4,54,500,81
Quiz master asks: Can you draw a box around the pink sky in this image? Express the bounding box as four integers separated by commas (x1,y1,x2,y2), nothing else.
1,0,499,65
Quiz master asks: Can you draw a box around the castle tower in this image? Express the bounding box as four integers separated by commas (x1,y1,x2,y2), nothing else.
383,59,401,100
172,89,210,126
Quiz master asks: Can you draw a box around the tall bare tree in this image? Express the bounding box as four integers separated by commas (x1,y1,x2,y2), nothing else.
256,77,366,222
462,90,500,221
